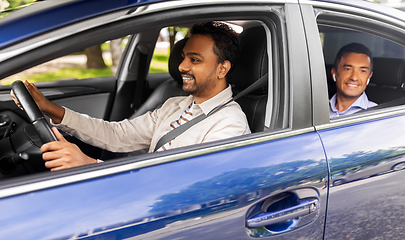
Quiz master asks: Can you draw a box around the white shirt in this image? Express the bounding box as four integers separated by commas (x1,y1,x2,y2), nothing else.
329,92,377,118
53,85,251,153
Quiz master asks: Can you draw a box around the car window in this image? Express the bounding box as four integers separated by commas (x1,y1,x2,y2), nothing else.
140,21,284,133
320,28,405,64
149,27,189,74
0,36,128,86
317,13,405,112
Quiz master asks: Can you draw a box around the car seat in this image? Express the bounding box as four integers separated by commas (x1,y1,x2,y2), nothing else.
366,57,405,104
229,25,268,133
129,38,189,118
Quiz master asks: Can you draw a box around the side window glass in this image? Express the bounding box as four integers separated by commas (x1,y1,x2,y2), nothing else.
318,25,405,112
149,27,189,74
320,29,405,64
1,36,128,86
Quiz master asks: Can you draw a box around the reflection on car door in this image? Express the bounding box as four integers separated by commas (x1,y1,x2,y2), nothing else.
0,131,328,239
318,115,405,239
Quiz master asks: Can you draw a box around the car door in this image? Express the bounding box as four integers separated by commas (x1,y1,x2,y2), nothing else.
302,1,405,239
0,6,134,160
0,10,171,160
0,1,329,239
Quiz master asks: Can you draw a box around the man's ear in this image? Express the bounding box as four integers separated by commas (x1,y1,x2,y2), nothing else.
218,60,231,79
331,68,336,82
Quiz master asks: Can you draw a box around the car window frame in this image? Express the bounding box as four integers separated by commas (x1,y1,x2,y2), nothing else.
305,2,405,129
0,1,315,198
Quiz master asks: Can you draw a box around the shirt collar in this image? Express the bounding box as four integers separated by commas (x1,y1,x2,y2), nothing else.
329,94,339,113
351,92,370,109
178,85,233,115
329,92,369,114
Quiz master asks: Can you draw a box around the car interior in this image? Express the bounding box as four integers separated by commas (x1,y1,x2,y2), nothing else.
0,20,272,178
325,57,405,103
126,23,269,132
320,26,405,113
101,22,269,159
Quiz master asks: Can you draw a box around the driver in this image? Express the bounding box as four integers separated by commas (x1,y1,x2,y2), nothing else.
11,22,250,171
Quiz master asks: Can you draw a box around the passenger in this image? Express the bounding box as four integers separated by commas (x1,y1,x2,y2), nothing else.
11,22,250,171
329,42,377,118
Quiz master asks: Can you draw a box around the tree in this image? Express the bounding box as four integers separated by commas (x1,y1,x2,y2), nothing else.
168,27,177,52
84,45,107,69
110,39,123,75
168,27,189,52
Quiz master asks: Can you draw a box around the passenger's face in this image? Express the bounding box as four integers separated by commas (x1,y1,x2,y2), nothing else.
333,52,373,100
178,34,224,102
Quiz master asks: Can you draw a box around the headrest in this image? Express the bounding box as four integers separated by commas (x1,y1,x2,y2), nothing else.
371,57,405,88
168,37,188,85
229,26,268,94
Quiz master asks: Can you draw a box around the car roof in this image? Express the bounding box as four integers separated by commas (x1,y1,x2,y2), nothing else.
1,0,405,50
307,0,405,23
0,0,165,49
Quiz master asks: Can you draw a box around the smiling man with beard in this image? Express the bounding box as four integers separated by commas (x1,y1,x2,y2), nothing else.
329,43,377,118
11,22,250,171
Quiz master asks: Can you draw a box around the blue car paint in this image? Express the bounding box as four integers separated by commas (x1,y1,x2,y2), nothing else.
318,114,405,239
319,114,405,173
0,0,164,49
0,132,328,239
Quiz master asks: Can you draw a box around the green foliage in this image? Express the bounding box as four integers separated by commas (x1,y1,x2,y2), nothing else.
149,50,169,73
0,0,36,18
5,0,35,9
1,50,168,85
153,54,170,63
149,65,168,73
101,42,110,52
26,68,112,83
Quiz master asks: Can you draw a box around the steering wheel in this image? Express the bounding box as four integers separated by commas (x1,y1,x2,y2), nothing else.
11,81,57,144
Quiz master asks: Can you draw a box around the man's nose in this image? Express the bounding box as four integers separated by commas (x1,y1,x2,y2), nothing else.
350,70,360,81
178,59,189,72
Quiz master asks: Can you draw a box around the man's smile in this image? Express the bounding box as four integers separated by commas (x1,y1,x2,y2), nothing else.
182,74,195,83
345,82,359,88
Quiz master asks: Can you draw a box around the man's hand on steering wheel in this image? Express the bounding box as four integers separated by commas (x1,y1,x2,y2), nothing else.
11,80,65,124
10,80,96,171
42,127,97,171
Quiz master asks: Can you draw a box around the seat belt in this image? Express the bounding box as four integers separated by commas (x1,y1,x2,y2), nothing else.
154,73,268,152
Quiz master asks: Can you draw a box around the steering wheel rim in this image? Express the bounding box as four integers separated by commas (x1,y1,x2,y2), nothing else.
11,80,57,143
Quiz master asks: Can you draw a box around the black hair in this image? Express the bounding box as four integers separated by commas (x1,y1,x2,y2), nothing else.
190,21,241,80
333,42,373,71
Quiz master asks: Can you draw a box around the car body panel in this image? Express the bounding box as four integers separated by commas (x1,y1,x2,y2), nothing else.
318,115,405,239
0,132,327,239
305,1,405,239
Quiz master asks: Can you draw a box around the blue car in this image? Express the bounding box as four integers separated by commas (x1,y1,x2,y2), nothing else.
0,0,405,239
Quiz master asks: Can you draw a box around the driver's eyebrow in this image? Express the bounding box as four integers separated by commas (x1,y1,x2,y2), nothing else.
182,51,204,59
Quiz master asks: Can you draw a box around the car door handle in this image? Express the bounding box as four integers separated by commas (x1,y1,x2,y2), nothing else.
246,198,319,228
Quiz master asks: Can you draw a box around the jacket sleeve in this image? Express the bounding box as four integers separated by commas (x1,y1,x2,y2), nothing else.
52,107,159,152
